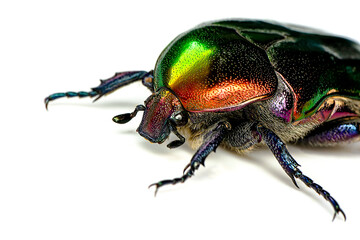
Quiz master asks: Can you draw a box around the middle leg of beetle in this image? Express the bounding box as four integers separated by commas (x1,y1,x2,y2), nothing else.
257,126,346,220
149,121,231,195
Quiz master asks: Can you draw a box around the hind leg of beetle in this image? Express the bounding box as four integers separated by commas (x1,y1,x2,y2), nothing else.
149,121,231,195
257,126,346,221
299,119,360,146
44,70,153,109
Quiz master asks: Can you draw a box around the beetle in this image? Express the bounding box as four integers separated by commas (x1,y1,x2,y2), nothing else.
45,19,360,220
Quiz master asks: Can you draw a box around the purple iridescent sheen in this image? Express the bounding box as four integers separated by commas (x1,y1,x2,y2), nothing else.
269,73,294,122
305,123,360,145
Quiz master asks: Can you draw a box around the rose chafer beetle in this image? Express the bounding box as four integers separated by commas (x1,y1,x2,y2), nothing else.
45,19,360,220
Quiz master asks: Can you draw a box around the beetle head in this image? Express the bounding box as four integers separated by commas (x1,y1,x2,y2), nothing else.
138,88,187,145
113,88,188,147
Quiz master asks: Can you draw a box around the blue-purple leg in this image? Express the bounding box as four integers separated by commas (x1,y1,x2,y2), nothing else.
300,120,360,146
44,70,153,109
258,126,346,221
149,121,231,195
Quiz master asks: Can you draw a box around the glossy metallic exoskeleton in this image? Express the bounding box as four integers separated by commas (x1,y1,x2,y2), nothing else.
45,20,360,220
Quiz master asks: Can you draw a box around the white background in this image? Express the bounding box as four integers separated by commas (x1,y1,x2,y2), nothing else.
1,0,360,239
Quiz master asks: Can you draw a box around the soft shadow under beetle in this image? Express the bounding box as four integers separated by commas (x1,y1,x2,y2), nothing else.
45,19,360,220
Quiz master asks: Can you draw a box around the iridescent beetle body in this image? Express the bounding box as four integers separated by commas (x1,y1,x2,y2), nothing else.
45,20,360,220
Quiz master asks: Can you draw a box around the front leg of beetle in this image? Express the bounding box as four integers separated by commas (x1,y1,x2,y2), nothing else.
149,121,231,195
257,126,346,220
44,70,153,109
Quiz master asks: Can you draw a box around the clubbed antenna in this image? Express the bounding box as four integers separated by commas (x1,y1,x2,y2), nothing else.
112,105,146,124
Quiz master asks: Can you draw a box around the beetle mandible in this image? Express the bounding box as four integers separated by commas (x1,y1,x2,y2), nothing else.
45,19,360,220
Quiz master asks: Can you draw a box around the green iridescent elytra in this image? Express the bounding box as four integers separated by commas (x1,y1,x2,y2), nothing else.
154,20,360,121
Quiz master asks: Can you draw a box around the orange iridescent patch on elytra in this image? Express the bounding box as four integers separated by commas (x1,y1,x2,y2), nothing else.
171,76,275,112
154,25,278,113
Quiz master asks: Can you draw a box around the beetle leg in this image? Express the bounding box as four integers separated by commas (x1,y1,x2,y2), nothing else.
149,121,231,195
258,126,346,221
44,70,153,109
299,120,360,146
166,123,186,149
44,91,98,110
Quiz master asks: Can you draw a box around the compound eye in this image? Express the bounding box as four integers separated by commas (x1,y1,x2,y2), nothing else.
172,111,188,126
